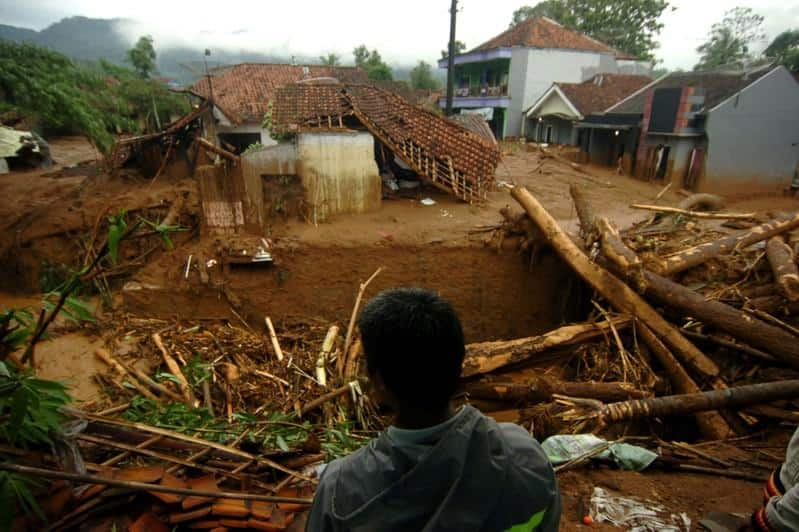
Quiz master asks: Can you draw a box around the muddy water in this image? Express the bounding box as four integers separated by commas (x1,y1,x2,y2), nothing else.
124,244,580,343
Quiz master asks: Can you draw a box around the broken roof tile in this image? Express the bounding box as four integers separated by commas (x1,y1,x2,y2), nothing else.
191,63,368,124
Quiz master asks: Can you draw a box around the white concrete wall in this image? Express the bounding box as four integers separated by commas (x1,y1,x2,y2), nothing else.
297,131,381,222
506,48,618,136
535,91,578,118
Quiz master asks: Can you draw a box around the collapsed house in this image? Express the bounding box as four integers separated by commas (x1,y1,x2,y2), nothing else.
255,81,500,218
189,63,369,152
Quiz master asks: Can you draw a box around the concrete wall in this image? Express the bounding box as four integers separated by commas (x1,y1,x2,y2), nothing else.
617,59,653,76
530,117,574,145
506,48,618,137
297,131,381,222
644,134,697,185
242,143,298,176
703,67,799,194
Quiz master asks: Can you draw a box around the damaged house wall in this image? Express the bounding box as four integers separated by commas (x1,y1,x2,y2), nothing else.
297,131,381,222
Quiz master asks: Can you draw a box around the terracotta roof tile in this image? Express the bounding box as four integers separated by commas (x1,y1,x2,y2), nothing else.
556,74,652,116
272,83,500,203
191,63,368,124
471,16,628,57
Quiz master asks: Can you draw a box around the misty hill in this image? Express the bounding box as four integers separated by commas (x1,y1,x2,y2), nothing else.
0,16,428,86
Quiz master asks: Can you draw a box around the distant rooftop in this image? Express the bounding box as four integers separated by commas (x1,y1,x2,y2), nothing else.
470,16,634,59
609,65,779,114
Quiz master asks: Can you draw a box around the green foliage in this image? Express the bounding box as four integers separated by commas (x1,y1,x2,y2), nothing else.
42,293,95,324
441,40,467,59
409,61,440,90
107,210,128,265
352,45,393,80
139,214,188,251
242,142,265,155
510,1,574,27
319,53,341,66
695,7,765,71
508,0,671,61
0,40,188,153
127,35,157,78
765,29,799,72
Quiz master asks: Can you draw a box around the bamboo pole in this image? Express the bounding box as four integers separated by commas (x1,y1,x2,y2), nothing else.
629,204,756,220
342,267,384,359
316,325,339,387
300,383,353,417
0,463,312,504
264,317,284,362
152,333,196,407
94,348,160,402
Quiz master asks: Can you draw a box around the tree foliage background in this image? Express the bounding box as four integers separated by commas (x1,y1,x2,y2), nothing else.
0,40,188,153
765,29,799,72
409,61,440,90
510,0,671,61
694,7,765,71
127,35,156,78
353,45,393,80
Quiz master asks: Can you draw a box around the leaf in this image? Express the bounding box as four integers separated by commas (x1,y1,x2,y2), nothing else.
0,361,9,378
276,435,289,452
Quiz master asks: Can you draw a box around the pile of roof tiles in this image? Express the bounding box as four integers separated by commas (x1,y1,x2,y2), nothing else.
272,83,500,203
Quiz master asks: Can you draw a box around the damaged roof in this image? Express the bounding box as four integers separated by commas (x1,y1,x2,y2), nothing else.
548,74,652,117
470,16,633,59
609,65,779,114
272,82,500,203
449,114,497,144
191,63,368,124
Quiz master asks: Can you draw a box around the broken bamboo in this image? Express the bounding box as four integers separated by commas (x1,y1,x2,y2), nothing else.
510,185,722,383
94,348,160,402
316,325,339,387
766,237,799,302
264,317,285,362
0,463,312,504
342,267,383,361
659,213,799,276
152,333,197,407
300,383,353,417
629,204,756,220
462,318,630,378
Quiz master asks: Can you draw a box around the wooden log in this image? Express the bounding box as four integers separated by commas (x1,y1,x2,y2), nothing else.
590,380,799,427
464,378,648,404
152,333,197,407
196,137,240,163
569,184,597,246
642,271,799,370
462,318,630,378
680,330,777,364
766,237,799,302
596,217,645,291
94,348,161,402
636,324,731,439
300,383,352,417
629,203,755,220
659,213,799,276
510,185,722,382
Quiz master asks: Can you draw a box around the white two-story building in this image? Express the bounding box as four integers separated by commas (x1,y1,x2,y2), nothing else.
438,16,651,139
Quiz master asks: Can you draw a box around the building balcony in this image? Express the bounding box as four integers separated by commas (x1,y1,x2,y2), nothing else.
454,85,508,97
438,93,511,109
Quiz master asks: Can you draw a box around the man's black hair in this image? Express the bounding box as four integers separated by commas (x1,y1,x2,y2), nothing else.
357,287,465,409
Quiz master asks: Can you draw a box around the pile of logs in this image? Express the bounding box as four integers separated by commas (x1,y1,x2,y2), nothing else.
468,185,799,442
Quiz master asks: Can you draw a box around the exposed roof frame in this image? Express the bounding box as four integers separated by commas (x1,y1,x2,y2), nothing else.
603,72,669,113
706,64,781,114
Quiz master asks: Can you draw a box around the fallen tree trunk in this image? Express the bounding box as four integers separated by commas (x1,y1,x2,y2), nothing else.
464,378,649,404
597,217,646,291
569,184,597,246
636,324,731,439
462,318,630,377
582,380,799,428
510,186,722,382
642,271,799,370
658,213,799,276
766,237,799,302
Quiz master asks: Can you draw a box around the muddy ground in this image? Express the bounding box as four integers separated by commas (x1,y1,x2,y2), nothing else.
2,137,797,529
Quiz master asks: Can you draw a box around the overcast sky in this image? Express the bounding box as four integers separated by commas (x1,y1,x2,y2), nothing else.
2,0,799,69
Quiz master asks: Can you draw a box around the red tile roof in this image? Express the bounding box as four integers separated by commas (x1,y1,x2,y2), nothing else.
191,63,368,124
555,74,652,116
272,83,500,203
471,16,632,58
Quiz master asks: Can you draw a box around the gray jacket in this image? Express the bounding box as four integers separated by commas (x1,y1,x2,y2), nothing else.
767,425,799,531
306,405,561,531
